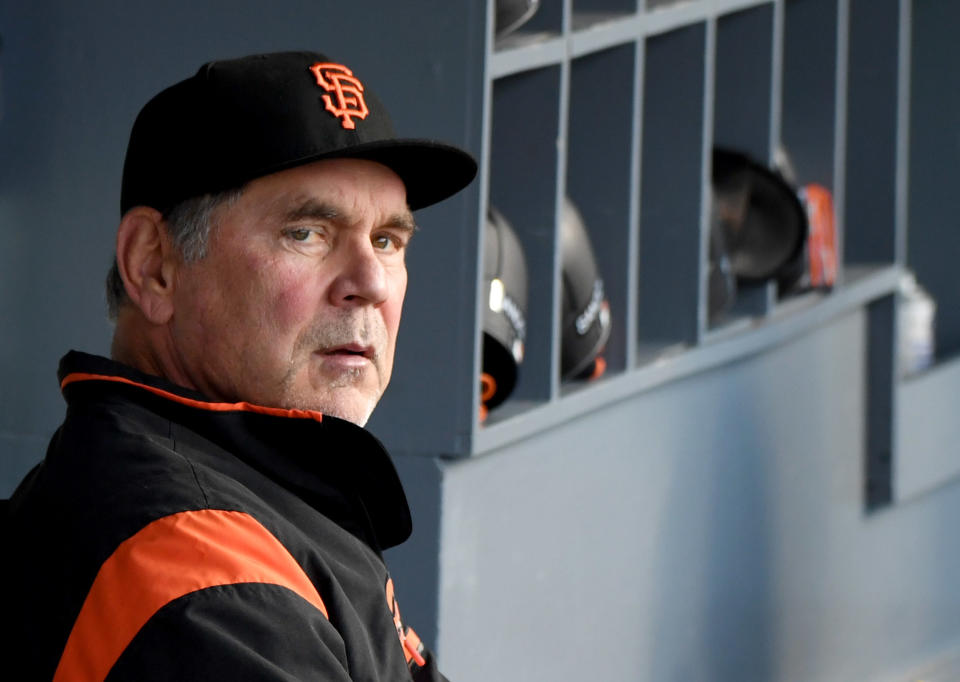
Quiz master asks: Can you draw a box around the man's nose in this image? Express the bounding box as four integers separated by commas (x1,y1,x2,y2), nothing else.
328,239,390,306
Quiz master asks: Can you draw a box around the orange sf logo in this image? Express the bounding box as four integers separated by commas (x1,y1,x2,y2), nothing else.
309,62,369,130
385,577,426,668
385,577,404,644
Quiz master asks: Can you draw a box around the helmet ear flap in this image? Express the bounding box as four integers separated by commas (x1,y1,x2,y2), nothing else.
481,207,528,415
560,198,612,382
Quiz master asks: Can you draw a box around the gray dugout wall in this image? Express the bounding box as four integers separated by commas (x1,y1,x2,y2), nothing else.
3,2,960,681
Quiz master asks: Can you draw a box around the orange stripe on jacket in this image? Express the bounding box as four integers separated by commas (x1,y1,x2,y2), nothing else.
60,372,324,423
53,509,329,682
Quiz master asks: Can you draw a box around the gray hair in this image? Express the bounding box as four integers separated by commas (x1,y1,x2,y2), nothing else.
105,188,243,319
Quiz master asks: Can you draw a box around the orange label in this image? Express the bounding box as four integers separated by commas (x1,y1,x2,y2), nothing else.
801,184,837,288
309,62,369,130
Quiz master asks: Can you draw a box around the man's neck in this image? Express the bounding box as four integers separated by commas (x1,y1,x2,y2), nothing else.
111,308,195,393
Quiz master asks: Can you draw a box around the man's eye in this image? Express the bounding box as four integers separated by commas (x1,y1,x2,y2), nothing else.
285,228,328,244
373,234,401,251
288,228,313,242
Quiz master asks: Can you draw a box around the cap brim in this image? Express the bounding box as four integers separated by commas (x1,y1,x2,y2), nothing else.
347,139,478,211
248,138,478,212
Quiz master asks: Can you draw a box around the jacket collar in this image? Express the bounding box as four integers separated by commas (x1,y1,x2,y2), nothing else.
57,350,412,550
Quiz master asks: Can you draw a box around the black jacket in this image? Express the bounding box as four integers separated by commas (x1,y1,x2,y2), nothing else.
4,351,447,681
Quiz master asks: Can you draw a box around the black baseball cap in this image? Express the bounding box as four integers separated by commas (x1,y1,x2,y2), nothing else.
120,51,477,215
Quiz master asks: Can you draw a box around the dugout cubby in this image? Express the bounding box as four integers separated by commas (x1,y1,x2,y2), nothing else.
892,0,960,504
427,0,948,511
571,0,637,32
844,0,901,269
637,22,706,352
906,0,960,365
566,43,638,379
707,3,777,330
494,0,564,51
780,0,838,207
488,65,563,411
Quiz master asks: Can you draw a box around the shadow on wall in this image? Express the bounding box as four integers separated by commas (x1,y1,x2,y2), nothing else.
646,309,877,680
646,360,776,681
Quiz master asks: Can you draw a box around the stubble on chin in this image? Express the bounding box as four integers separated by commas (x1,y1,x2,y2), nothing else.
273,312,388,424
277,369,382,426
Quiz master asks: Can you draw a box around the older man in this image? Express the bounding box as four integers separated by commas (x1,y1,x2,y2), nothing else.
4,51,476,681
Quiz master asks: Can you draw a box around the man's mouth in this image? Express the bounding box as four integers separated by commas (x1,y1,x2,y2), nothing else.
321,343,375,360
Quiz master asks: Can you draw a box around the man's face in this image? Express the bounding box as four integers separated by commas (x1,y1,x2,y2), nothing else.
168,158,413,425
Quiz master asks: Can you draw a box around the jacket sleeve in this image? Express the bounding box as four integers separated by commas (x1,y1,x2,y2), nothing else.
49,508,354,681
105,582,353,681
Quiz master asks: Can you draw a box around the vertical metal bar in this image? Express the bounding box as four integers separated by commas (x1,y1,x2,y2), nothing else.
764,0,786,314
769,0,785,164
550,0,575,400
471,0,498,445
833,0,850,282
698,16,718,341
627,38,645,369
893,0,911,267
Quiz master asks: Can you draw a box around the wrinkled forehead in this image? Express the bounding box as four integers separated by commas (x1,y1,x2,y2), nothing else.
206,158,416,238
260,158,408,210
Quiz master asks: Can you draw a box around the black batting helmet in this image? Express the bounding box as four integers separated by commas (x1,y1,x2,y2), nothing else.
560,198,611,381
481,206,529,415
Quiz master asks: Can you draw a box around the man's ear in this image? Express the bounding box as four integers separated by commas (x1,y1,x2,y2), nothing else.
115,207,179,324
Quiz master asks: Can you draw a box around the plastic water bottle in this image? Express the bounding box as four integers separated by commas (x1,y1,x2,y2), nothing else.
898,272,936,377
